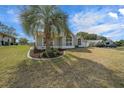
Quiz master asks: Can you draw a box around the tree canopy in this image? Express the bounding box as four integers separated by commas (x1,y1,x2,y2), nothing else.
20,5,70,50
115,40,124,46
76,32,107,41
0,22,17,37
19,38,28,45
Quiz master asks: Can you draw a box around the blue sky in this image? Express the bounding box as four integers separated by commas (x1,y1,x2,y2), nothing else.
0,5,124,41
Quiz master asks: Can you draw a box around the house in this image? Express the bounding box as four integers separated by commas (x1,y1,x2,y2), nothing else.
0,32,16,46
35,32,102,50
35,32,76,49
104,38,116,47
76,37,102,47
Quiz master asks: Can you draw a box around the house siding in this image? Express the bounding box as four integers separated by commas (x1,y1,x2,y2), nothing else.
78,40,88,47
87,40,102,47
0,33,16,46
0,34,2,46
36,32,103,50
36,34,76,49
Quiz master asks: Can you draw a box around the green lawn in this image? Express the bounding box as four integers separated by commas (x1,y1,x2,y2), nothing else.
0,46,124,88
115,46,124,51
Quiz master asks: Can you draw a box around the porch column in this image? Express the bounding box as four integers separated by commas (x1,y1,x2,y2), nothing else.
62,36,66,48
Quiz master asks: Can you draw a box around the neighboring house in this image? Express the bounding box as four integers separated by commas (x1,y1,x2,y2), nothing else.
0,32,16,46
104,39,116,47
76,37,102,47
86,40,103,47
105,39,114,45
35,32,103,50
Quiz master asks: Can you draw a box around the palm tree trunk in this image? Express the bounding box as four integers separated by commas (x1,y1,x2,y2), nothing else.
45,32,50,50
33,32,38,53
44,24,52,57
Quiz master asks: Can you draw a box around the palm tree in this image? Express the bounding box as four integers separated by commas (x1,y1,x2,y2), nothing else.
20,5,70,52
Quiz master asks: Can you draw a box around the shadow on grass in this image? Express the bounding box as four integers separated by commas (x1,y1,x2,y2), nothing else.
68,48,92,53
65,53,124,87
7,54,124,88
114,47,124,51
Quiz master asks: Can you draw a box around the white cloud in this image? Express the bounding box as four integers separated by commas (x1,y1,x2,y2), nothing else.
104,30,123,38
71,11,105,28
7,9,15,15
74,23,124,41
108,12,118,19
80,23,124,35
71,10,124,40
13,14,20,24
71,11,107,34
119,8,124,15
20,32,25,36
6,9,20,24
71,11,124,40
71,11,121,34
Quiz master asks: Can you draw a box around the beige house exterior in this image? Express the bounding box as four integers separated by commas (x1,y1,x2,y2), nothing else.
35,32,102,50
0,32,16,46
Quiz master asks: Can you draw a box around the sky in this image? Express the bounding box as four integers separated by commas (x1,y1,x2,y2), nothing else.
0,5,124,41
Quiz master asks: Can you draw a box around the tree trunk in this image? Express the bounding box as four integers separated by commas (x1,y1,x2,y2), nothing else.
33,32,38,53
44,24,51,57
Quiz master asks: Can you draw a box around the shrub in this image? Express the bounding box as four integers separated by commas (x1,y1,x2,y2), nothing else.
96,42,105,47
75,45,78,48
42,48,62,58
115,40,124,46
33,48,43,53
106,43,117,48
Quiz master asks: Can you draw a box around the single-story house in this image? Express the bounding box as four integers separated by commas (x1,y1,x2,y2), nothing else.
104,39,116,47
35,32,102,50
0,32,16,46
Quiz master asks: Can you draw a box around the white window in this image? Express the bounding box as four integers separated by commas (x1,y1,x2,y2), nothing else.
66,36,72,46
43,38,45,46
78,38,81,45
42,38,53,46
50,41,53,46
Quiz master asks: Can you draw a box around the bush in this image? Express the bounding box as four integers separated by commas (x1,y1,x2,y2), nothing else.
106,43,117,48
115,40,124,46
96,42,105,47
42,48,62,58
33,48,43,53
75,45,78,48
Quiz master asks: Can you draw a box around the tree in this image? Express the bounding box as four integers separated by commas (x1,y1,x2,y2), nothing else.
7,27,17,36
97,35,107,41
0,22,17,45
77,32,97,40
20,5,70,53
19,38,28,45
86,34,97,40
77,31,107,41
76,32,89,39
0,21,17,37
115,40,124,46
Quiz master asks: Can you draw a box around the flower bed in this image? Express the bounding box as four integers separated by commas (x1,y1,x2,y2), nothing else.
30,48,64,58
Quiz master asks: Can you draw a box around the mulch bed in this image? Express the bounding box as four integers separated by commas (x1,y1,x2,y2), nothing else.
30,48,65,59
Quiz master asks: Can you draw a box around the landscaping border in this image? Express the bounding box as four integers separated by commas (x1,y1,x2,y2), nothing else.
27,47,65,61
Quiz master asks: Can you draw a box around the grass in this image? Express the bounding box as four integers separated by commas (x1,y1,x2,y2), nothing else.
115,46,124,51
0,45,30,87
0,46,124,87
